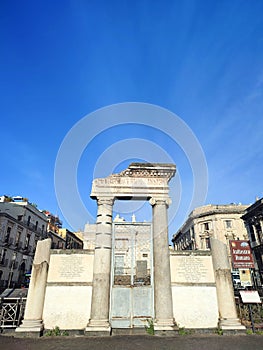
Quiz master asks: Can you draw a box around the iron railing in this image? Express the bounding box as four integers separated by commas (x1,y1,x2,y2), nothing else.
0,297,26,330
235,295,263,331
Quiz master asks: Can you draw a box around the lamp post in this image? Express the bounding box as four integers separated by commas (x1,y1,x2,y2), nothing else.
7,252,17,289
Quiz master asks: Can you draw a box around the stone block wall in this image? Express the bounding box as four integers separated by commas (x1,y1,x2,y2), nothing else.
170,251,219,329
42,250,94,330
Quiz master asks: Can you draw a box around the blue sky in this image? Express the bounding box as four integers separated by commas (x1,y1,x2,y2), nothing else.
1,1,263,240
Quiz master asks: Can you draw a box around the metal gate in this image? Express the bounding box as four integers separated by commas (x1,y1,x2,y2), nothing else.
110,222,154,328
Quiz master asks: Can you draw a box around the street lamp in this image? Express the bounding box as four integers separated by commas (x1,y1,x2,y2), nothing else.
7,252,17,289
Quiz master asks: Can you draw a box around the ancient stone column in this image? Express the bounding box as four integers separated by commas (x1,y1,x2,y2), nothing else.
86,197,114,335
16,238,51,336
210,238,245,330
150,197,175,331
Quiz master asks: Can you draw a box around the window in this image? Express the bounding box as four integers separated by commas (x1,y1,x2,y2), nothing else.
5,226,11,242
15,231,21,246
7,271,13,288
255,223,263,243
0,249,6,265
27,216,31,226
34,238,38,251
255,224,262,234
17,215,23,221
35,221,38,231
142,253,148,258
225,220,233,229
249,224,256,242
114,255,124,275
203,222,210,231
205,237,211,249
191,226,195,239
25,234,30,248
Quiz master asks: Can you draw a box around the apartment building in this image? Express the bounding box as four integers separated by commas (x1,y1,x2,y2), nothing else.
172,204,249,265
0,196,48,291
242,197,263,284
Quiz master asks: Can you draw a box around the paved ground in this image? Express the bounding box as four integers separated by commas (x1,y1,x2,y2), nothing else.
0,334,263,350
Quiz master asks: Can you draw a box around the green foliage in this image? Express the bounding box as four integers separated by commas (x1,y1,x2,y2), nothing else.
215,327,223,336
45,326,69,336
178,327,192,335
246,328,263,335
144,318,155,335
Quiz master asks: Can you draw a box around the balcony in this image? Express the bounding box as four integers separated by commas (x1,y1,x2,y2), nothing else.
22,245,32,254
9,261,18,269
7,238,14,247
15,241,23,250
23,220,47,235
0,259,8,267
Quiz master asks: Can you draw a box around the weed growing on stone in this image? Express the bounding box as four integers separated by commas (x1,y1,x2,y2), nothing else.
45,326,69,336
144,318,155,335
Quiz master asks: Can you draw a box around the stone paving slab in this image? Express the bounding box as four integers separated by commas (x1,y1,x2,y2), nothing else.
0,334,263,350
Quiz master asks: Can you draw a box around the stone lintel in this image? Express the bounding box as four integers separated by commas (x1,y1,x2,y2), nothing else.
90,163,176,200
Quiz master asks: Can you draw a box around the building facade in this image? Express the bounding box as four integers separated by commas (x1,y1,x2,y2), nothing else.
43,211,65,249
242,197,263,284
172,204,249,266
0,196,48,291
59,228,83,249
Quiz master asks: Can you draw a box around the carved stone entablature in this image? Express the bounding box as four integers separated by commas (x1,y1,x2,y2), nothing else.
90,163,176,200
116,163,176,180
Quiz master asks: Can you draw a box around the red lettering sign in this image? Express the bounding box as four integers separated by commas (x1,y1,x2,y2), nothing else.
230,240,255,269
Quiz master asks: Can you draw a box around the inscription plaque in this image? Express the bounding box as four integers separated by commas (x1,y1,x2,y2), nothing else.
47,253,94,283
170,255,215,284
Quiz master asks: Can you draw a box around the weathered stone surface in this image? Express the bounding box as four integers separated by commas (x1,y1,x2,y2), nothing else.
47,252,94,283
170,251,218,328
43,286,92,330
170,252,215,284
172,286,218,328
90,163,176,200
210,238,245,330
16,239,52,335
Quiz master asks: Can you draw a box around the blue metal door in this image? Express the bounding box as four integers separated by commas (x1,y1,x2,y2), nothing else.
110,222,153,328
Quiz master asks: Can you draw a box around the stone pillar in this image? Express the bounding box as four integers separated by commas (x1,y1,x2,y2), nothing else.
150,197,175,331
16,238,51,336
86,197,114,335
210,238,245,331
